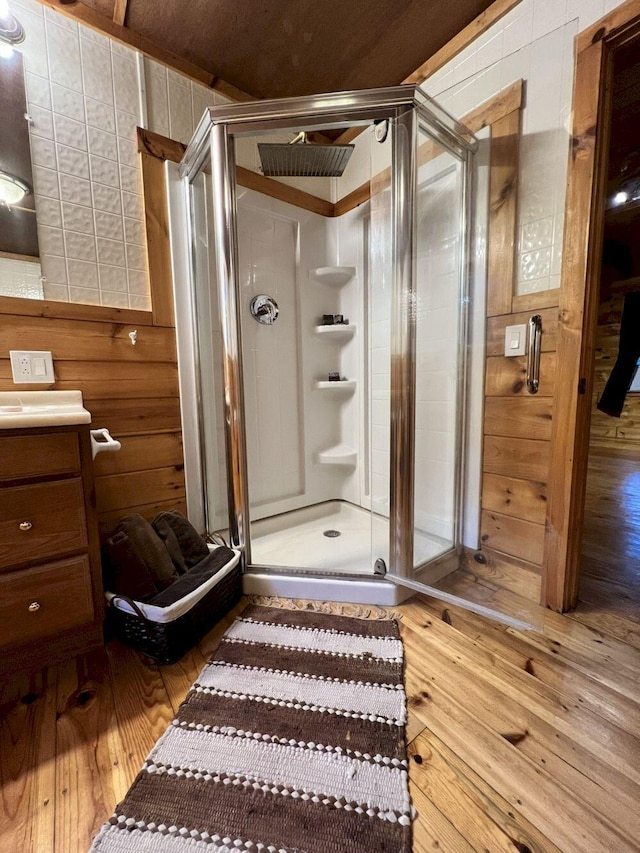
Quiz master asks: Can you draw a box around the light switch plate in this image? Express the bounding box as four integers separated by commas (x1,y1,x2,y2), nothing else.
9,351,55,384
504,324,527,357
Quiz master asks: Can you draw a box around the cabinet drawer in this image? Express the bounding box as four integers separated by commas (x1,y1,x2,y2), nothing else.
1,432,80,481
0,556,94,646
0,479,88,569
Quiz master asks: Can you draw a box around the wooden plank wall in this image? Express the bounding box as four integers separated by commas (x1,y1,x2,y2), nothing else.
469,93,561,603
0,305,186,539
0,144,186,541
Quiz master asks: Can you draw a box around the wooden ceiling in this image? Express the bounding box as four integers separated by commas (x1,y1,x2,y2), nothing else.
75,0,496,99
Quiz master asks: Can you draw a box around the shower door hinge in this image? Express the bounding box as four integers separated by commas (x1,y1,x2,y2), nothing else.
374,558,387,576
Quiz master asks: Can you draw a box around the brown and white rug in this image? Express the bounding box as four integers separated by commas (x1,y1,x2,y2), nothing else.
90,605,412,853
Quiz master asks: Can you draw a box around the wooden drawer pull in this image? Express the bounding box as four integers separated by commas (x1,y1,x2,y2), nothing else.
28,601,41,612
19,521,33,531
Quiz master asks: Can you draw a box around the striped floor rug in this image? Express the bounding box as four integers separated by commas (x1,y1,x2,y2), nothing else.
90,604,412,853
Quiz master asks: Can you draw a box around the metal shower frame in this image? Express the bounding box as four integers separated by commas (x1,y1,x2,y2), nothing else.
179,84,477,591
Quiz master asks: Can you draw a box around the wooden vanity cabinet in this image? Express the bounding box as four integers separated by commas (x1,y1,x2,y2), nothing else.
0,425,104,676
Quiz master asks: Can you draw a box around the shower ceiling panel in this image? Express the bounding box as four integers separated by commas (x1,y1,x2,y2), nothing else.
79,0,496,99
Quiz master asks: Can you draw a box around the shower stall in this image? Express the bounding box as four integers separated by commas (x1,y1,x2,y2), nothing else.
175,85,495,611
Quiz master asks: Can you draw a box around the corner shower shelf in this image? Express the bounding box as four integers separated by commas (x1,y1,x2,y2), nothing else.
310,266,356,287
314,324,356,338
314,380,356,391
316,444,357,467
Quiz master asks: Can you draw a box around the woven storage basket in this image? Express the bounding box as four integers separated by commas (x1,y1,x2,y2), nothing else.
105,547,241,664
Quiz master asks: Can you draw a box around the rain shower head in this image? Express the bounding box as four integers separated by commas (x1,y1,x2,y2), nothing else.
258,132,354,178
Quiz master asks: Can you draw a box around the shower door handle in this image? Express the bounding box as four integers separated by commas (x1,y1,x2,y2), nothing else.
526,314,542,394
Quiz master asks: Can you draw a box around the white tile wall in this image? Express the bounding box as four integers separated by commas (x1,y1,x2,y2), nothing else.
0,258,44,299
6,0,151,309
421,0,626,296
237,201,304,509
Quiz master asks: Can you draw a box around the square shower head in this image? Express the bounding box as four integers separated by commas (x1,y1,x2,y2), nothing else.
258,141,355,177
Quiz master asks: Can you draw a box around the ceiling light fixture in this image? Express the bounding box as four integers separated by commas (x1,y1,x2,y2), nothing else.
0,170,30,206
0,0,25,58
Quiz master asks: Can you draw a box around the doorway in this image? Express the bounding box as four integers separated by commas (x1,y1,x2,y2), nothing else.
545,6,640,617
580,38,640,626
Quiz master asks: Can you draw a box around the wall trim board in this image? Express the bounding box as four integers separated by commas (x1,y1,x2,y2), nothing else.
140,151,176,327
486,108,521,317
335,81,524,218
113,0,128,27
235,167,335,218
511,289,560,313
32,0,253,103
577,0,640,51
0,295,154,325
335,0,524,145
137,128,335,218
402,0,523,87
544,2,640,612
140,81,524,224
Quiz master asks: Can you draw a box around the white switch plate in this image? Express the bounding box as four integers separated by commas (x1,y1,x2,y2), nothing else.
9,351,55,384
504,324,527,357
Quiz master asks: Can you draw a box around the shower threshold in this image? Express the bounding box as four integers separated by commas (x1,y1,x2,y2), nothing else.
237,501,455,606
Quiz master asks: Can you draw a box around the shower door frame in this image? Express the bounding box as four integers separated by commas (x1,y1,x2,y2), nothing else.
179,85,476,581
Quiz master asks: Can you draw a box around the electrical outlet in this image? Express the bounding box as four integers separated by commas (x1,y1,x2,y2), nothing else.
9,351,55,384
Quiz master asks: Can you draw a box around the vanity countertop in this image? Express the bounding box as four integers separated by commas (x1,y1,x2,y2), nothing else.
0,390,91,429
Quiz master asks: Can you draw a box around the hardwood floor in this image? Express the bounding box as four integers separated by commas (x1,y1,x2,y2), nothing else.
572,445,640,645
1,589,638,853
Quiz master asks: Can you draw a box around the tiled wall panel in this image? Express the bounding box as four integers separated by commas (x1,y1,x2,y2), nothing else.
422,0,625,296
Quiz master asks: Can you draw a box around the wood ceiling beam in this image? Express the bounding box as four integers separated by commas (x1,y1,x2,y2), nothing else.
112,0,128,28
32,0,255,103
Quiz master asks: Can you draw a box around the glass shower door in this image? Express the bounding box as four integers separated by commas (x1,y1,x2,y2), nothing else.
385,104,542,629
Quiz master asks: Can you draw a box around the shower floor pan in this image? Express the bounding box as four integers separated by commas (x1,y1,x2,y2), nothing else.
249,500,450,575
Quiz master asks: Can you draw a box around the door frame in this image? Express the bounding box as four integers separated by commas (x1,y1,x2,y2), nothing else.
543,0,640,611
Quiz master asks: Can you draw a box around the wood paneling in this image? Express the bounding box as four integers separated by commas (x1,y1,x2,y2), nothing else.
92,432,183,476
97,497,187,539
486,307,559,356
94,466,185,514
485,351,557,397
140,151,176,328
0,313,184,540
0,315,176,362
487,110,520,317
481,472,548,524
483,435,551,483
484,396,553,440
0,360,179,400
480,509,546,565
473,89,560,597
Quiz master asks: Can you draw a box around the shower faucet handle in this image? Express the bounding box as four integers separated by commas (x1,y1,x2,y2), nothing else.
250,294,279,325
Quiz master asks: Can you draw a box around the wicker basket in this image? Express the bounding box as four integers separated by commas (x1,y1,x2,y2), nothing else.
105,547,241,664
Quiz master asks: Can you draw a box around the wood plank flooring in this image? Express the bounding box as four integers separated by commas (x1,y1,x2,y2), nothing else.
572,446,640,644
1,589,638,853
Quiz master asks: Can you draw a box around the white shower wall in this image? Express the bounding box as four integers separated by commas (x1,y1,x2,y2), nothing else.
237,188,365,522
